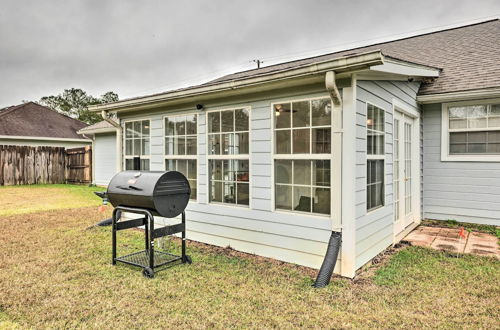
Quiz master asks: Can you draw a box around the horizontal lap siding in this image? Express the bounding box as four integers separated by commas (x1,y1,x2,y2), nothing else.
355,80,420,269
422,103,500,225
93,133,117,185
119,86,336,270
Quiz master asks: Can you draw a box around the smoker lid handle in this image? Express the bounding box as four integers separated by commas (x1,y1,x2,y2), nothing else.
115,185,143,191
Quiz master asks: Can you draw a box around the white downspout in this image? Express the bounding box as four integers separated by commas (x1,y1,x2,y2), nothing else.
101,110,122,173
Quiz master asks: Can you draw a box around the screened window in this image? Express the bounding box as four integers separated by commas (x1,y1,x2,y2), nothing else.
208,108,250,206
124,120,150,170
164,114,197,200
273,97,332,216
366,104,385,211
448,103,500,155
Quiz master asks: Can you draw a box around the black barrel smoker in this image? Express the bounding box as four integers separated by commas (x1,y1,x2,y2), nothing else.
99,170,192,278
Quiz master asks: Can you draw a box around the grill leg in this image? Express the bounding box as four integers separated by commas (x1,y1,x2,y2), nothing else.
144,217,149,251
111,209,118,265
148,214,155,272
181,211,186,262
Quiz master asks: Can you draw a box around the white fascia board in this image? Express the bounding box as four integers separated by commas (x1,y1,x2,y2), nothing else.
369,59,440,78
89,50,385,113
417,87,500,104
0,135,91,143
77,127,116,135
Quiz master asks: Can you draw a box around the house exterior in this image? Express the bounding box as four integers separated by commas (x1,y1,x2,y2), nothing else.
0,102,91,148
89,20,500,278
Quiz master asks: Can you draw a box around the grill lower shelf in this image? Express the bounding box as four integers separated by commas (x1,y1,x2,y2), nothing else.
115,250,181,269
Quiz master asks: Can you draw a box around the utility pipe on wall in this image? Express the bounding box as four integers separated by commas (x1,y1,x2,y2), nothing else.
101,110,122,173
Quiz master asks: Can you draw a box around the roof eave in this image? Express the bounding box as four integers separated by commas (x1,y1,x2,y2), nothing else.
77,127,116,135
417,87,500,104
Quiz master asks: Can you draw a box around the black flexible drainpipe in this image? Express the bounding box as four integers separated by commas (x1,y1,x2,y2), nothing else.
313,231,342,288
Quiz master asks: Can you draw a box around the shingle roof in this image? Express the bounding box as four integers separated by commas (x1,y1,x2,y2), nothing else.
78,120,114,133
0,102,89,139
209,19,500,95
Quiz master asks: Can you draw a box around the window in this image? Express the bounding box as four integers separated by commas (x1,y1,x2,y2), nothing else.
207,108,250,206
273,97,332,215
443,102,500,160
164,114,197,200
124,120,150,170
366,103,385,211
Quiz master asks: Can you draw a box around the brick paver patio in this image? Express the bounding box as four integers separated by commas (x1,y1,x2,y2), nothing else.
404,226,500,259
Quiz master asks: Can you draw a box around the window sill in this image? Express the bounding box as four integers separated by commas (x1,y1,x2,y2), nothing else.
441,154,500,162
366,204,385,215
273,208,331,219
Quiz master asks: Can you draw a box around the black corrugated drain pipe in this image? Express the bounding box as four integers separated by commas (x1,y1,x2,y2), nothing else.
313,231,342,288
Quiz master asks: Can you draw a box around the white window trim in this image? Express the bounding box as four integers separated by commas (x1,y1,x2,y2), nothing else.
271,95,334,218
163,112,199,201
366,101,386,213
205,106,252,208
123,118,151,169
441,98,500,162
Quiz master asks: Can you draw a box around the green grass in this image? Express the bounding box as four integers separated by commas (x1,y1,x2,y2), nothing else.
423,219,499,237
0,184,106,216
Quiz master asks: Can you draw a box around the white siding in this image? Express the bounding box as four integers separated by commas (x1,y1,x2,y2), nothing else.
354,80,420,269
422,103,500,225
93,133,117,186
119,84,339,270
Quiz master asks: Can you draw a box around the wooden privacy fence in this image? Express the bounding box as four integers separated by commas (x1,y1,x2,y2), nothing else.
0,145,92,186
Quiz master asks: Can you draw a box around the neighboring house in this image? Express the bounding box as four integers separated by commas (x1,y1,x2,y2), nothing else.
89,19,500,278
0,102,91,148
77,121,117,186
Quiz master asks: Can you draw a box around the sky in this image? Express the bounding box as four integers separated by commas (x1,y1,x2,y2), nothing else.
0,0,499,108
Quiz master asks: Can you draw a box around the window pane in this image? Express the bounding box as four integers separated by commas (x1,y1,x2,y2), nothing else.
468,118,487,129
208,112,220,133
468,132,486,143
450,132,466,143
311,98,331,126
165,159,175,171
449,119,467,129
313,187,330,215
237,183,249,205
125,159,134,170
133,121,141,137
367,159,384,210
450,144,466,154
141,121,150,136
223,182,236,204
208,134,221,155
125,139,133,155
176,137,186,155
275,160,292,184
312,128,331,153
292,101,310,128
488,131,500,142
186,136,197,155
449,107,467,118
236,160,249,182
187,160,197,179
466,105,487,118
177,160,187,177
165,137,174,155
294,160,311,185
235,132,249,154
140,159,150,171
275,185,292,210
221,111,234,132
275,103,291,128
221,133,233,155
125,122,134,138
275,130,291,154
313,160,330,186
292,129,310,153
487,143,500,154
188,179,197,200
210,182,222,202
468,143,486,153
186,114,197,134
133,139,141,156
488,116,500,128
235,109,249,131
165,118,175,136
175,116,186,135
223,160,235,181
210,160,222,180
368,104,384,132
293,186,311,212
490,104,500,115
141,138,149,156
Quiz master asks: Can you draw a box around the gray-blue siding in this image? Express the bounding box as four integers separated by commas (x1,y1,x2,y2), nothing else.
422,103,500,226
355,80,420,269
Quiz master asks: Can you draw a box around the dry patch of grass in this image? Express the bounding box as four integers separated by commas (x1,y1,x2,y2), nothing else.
0,207,499,328
0,184,105,216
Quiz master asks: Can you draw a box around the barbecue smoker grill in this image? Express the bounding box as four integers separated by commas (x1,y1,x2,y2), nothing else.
100,170,192,278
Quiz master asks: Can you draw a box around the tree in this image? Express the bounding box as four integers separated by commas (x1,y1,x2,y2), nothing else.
39,88,119,124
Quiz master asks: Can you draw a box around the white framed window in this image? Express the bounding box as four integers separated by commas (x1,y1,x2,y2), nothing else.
441,99,500,162
124,119,150,170
366,103,385,211
207,108,250,207
273,97,332,216
164,114,198,200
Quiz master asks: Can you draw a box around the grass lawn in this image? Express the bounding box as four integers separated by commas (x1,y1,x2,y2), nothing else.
0,184,106,216
0,186,499,328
